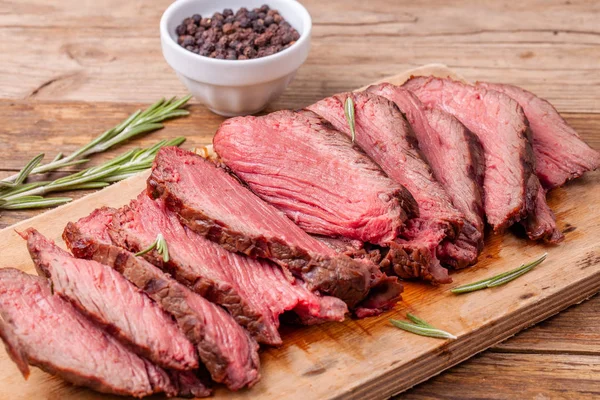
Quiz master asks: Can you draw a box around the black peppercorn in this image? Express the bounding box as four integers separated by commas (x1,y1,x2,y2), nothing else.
182,36,195,47
200,18,211,28
239,17,250,28
175,6,300,60
222,22,235,34
176,24,187,36
186,23,197,35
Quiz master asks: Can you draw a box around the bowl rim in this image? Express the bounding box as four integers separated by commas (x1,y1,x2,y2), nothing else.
160,0,312,66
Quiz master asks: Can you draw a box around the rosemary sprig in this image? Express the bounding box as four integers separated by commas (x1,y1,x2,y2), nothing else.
344,96,356,143
0,137,185,210
390,313,457,340
1,95,192,185
135,234,170,262
451,253,548,294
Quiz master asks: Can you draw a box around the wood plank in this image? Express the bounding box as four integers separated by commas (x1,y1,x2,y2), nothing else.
0,65,599,399
492,293,600,355
400,352,600,399
0,0,599,112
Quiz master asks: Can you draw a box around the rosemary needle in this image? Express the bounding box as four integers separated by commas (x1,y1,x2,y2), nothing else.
406,313,435,329
0,153,45,189
135,234,170,262
451,253,548,294
391,314,457,340
344,96,356,143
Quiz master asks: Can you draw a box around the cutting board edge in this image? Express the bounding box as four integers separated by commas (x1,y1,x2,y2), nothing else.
336,268,600,400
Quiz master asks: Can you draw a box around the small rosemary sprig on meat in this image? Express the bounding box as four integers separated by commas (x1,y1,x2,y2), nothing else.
0,95,192,185
451,253,548,294
0,137,185,210
344,96,356,143
135,233,170,262
390,313,457,340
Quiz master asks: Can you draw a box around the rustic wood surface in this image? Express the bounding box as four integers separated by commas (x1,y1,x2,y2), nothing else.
0,0,599,398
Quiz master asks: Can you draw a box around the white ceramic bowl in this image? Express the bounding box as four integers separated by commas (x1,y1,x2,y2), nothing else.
160,0,312,116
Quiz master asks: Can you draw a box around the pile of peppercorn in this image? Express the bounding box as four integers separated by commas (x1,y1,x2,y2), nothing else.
175,5,301,60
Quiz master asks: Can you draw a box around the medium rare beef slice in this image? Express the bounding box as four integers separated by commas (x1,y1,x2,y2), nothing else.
148,146,402,312
24,228,198,372
168,370,212,398
522,184,564,243
308,92,463,237
109,193,276,345
367,83,485,268
477,82,600,189
403,76,534,229
424,107,486,264
63,212,261,390
313,235,383,265
308,92,461,283
0,268,178,398
213,109,417,245
404,76,561,242
108,193,348,344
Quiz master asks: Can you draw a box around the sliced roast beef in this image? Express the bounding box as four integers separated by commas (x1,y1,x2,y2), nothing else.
148,146,402,312
0,268,178,398
213,109,417,245
425,109,486,265
367,83,485,268
108,192,348,344
313,235,381,262
168,370,212,398
477,82,600,189
63,210,261,391
404,77,562,242
308,92,461,283
25,228,198,372
522,184,564,243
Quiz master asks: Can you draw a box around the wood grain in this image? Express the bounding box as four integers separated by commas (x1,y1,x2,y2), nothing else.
2,0,600,396
0,0,599,112
403,352,600,400
0,65,599,400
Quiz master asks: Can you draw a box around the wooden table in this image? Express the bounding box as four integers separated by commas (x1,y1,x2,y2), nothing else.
1,0,599,398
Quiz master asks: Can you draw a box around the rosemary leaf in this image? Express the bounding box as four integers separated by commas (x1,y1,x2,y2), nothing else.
344,96,356,143
155,234,170,263
486,253,548,288
0,182,49,199
0,153,45,188
135,233,169,262
64,182,111,191
0,196,72,210
390,319,457,340
451,253,548,294
406,313,435,329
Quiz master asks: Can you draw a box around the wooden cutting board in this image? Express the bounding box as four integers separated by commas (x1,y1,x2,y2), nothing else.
0,65,599,400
